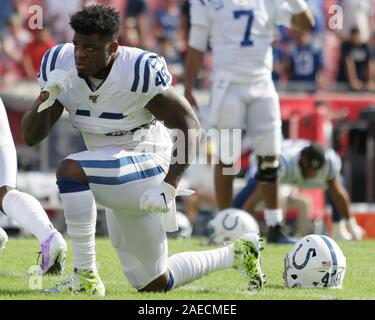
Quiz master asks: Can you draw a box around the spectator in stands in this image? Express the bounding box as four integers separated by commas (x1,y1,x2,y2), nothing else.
43,0,82,43
337,27,371,91
0,0,16,36
340,0,373,42
120,0,150,49
287,31,324,92
153,0,182,45
22,27,55,80
0,14,31,77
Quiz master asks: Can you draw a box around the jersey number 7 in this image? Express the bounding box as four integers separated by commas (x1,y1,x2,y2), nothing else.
233,10,254,47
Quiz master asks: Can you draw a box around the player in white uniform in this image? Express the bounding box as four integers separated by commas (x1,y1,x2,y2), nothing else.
184,0,315,243
234,140,364,240
22,5,265,295
0,97,67,274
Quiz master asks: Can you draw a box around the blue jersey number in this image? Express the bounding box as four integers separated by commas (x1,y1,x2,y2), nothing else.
233,10,254,47
155,66,170,87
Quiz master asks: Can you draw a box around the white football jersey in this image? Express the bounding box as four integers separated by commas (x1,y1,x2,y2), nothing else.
38,44,173,151
279,139,342,189
190,0,294,82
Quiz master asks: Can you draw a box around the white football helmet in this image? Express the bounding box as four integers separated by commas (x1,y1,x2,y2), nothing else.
284,234,346,288
206,208,260,245
168,211,193,239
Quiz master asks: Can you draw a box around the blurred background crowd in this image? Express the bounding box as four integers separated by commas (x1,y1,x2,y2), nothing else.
0,0,375,93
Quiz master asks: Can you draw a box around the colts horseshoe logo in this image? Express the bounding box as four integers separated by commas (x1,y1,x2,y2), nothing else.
292,244,317,270
222,213,239,230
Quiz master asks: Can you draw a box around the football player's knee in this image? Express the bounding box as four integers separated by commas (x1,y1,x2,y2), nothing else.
56,159,87,182
255,156,279,182
139,272,169,293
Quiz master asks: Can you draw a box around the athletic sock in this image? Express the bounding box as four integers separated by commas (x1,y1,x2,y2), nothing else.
2,189,56,242
57,178,97,273
264,208,283,227
167,246,233,289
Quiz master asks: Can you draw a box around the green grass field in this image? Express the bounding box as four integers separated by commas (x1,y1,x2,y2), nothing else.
0,237,374,300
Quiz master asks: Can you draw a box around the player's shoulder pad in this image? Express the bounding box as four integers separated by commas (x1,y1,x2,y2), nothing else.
38,43,74,83
121,47,172,94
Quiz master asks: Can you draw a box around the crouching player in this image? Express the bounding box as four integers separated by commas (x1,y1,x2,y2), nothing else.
22,5,264,296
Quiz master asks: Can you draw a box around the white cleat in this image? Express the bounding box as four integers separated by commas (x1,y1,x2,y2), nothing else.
231,232,265,291
38,232,67,275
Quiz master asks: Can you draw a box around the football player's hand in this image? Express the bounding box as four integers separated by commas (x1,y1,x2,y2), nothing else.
140,181,194,213
38,69,73,112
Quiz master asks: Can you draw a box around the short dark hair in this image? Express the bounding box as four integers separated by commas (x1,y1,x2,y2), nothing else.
70,5,120,41
301,143,326,170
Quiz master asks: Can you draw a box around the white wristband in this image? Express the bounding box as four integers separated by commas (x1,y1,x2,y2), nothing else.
286,0,308,14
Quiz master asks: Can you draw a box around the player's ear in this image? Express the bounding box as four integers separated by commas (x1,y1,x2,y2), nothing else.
109,41,119,55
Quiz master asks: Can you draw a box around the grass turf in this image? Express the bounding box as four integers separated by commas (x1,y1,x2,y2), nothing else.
0,237,374,300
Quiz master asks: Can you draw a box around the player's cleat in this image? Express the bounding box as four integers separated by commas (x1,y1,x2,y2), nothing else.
231,232,265,291
38,232,67,275
43,269,105,296
267,224,297,244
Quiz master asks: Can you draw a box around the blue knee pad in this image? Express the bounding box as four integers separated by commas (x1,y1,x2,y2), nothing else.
57,177,90,194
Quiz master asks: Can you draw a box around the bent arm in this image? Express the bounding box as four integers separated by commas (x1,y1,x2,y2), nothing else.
146,87,201,188
22,93,64,146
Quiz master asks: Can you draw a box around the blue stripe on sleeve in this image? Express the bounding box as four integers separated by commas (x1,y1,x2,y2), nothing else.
78,154,154,169
131,51,150,92
87,165,164,185
41,48,52,81
142,55,157,93
50,44,64,72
